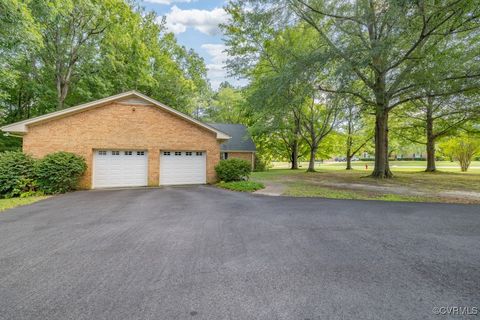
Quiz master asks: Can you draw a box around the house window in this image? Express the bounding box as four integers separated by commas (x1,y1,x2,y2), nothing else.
125,151,132,156
196,152,203,156
98,151,107,156
163,151,170,156
112,151,120,156
186,152,192,156
137,151,145,156
175,151,182,156
221,152,228,160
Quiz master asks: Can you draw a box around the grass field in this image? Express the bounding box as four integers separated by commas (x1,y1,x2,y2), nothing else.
217,181,265,192
0,196,49,212
272,160,480,173
252,162,480,203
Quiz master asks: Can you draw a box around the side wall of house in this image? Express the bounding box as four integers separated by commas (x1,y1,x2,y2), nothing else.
23,102,221,188
228,152,255,170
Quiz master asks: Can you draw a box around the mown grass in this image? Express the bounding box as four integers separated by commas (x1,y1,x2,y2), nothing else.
217,181,265,192
251,167,480,203
253,168,480,191
284,181,434,202
0,196,49,212
272,160,480,173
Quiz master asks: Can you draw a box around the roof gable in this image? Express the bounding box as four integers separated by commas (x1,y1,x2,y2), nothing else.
1,91,230,140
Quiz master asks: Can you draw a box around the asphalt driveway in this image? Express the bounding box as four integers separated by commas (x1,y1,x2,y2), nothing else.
0,186,479,320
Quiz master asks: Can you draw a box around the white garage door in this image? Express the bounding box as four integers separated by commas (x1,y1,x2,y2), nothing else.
93,150,148,188
160,151,206,185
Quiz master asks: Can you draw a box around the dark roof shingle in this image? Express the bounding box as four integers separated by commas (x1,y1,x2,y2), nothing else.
208,123,256,152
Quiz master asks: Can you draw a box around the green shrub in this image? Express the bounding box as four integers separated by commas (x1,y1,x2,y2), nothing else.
0,134,22,152
19,190,44,198
215,158,251,182
217,181,265,192
12,178,39,198
0,151,36,198
254,154,270,172
35,152,87,194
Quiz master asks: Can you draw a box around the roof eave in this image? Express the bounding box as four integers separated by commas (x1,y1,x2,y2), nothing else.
216,134,231,140
1,124,26,134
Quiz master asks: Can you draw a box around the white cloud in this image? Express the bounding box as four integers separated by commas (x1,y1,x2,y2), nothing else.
164,6,228,36
144,0,193,5
202,44,228,65
201,43,247,89
201,44,228,89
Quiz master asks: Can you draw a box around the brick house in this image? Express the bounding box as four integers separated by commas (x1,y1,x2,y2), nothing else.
1,91,255,189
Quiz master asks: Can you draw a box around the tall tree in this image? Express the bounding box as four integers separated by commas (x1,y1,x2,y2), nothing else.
341,102,373,170
299,95,340,172
0,1,211,123
252,108,305,169
32,0,111,110
224,0,480,178
223,19,320,169
394,93,480,171
0,0,41,117
439,133,480,172
206,84,250,124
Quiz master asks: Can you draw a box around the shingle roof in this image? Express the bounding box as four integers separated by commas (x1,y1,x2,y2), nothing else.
208,123,256,152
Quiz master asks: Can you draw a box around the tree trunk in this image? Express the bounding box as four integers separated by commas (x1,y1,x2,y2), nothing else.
346,135,352,170
291,111,301,170
57,90,65,110
459,155,471,172
56,77,69,110
291,139,299,170
346,155,352,170
371,109,393,178
56,74,63,110
307,146,317,172
425,137,436,172
425,102,436,172
17,90,22,120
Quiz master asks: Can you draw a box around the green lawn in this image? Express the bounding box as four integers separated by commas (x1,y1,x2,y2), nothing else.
272,160,480,173
0,196,49,212
252,166,480,203
217,181,265,192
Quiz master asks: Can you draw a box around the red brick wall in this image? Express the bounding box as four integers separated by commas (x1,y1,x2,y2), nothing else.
228,152,254,169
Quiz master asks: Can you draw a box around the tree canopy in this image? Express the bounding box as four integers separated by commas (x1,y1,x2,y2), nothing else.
222,0,480,175
0,0,211,124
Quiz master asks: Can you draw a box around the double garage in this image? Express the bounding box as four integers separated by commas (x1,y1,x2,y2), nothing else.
1,91,232,189
93,149,206,188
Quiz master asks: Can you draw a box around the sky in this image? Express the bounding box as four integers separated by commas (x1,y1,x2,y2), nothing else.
140,0,242,90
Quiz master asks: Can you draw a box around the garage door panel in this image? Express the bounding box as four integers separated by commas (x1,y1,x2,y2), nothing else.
160,151,206,185
93,150,148,188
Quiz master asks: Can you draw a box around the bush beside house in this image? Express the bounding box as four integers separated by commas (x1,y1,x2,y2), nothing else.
215,158,252,182
0,151,86,198
215,159,264,192
0,151,36,198
35,152,87,194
